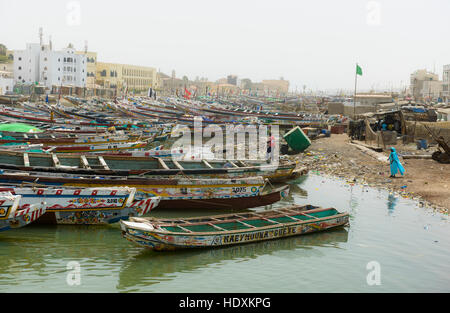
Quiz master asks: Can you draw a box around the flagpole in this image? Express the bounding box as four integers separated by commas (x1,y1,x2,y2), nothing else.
354,63,358,118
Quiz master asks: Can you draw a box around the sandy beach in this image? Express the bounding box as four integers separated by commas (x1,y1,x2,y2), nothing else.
294,134,450,213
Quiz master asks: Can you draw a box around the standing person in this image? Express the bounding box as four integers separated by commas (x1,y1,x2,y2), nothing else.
388,147,405,178
266,135,275,160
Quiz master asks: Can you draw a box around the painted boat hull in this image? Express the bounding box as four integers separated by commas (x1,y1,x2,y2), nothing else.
0,187,160,225
0,173,286,210
120,207,349,251
0,194,46,232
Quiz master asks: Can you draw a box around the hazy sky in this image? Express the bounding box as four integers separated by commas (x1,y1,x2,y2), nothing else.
1,0,449,93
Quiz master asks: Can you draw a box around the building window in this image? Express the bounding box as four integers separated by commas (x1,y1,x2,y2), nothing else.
18,57,22,61
18,66,22,70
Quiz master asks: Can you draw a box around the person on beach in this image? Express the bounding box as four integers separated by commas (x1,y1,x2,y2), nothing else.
266,135,275,160
388,147,405,178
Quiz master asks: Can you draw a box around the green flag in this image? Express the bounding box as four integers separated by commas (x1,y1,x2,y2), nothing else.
356,64,363,76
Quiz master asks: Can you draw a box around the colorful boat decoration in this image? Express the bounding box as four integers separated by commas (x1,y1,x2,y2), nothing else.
119,205,350,251
0,193,46,232
0,186,160,225
0,171,289,210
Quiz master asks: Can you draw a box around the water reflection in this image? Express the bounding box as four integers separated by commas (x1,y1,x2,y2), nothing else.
387,193,398,215
0,225,134,281
116,228,348,292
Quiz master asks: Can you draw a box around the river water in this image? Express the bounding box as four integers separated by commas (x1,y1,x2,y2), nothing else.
0,174,449,292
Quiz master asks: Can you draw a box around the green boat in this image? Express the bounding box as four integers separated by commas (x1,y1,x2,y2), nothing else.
120,205,349,251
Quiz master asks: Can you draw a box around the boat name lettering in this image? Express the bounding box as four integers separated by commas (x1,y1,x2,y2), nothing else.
221,226,296,243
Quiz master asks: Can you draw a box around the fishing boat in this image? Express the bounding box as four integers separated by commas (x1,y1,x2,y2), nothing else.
0,171,288,210
0,185,160,225
119,205,349,251
0,150,307,182
0,193,46,232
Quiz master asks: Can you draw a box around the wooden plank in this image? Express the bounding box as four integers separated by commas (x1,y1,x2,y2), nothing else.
51,154,61,168
23,153,30,167
80,155,91,169
177,225,193,233
227,160,239,168
300,212,319,220
237,160,249,167
157,157,170,170
202,160,214,169
98,156,110,170
172,160,184,170
207,223,227,231
236,220,257,228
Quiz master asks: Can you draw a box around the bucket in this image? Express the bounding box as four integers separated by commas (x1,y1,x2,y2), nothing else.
416,139,428,150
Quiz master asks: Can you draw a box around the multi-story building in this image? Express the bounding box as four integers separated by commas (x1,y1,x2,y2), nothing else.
410,69,440,100
443,64,450,102
96,62,158,93
13,43,41,85
76,51,97,89
14,42,87,90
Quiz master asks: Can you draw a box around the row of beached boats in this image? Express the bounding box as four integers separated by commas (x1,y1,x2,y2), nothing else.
0,96,349,251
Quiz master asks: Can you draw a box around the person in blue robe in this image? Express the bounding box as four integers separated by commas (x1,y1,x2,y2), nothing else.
388,147,405,177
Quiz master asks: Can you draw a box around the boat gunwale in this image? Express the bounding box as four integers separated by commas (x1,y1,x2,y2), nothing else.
124,206,348,237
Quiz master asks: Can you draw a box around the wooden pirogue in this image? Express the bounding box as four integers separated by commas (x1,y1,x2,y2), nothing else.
0,193,46,232
119,205,349,251
0,171,289,210
0,150,307,182
0,185,160,225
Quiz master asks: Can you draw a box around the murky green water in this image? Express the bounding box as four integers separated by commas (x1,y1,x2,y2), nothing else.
1,175,449,292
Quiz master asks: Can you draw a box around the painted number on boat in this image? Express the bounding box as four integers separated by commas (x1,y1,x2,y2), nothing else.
232,187,247,193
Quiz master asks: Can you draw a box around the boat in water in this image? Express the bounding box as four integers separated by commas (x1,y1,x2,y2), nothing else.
0,185,160,225
0,193,46,232
119,205,349,251
0,170,289,210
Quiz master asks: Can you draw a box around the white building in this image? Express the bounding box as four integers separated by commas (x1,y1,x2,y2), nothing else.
0,71,14,95
14,42,87,90
0,63,14,95
443,64,450,103
14,43,41,85
409,69,441,101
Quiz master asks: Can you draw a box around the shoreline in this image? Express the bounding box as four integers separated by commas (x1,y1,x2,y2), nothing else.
291,133,449,215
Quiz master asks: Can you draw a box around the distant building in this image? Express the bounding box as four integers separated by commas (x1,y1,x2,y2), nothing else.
227,75,237,86
0,70,13,95
443,64,450,102
410,69,441,100
96,62,157,93
14,42,87,90
76,51,97,89
354,93,393,106
261,79,289,94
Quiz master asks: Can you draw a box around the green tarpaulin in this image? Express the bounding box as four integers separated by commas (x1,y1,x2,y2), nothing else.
0,123,43,133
